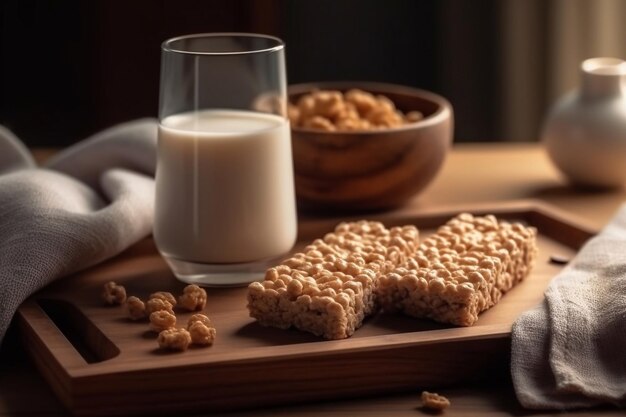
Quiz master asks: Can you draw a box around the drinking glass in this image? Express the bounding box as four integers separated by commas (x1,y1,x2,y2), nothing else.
155,33,297,286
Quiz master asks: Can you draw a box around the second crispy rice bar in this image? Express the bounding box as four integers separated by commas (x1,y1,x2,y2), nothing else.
377,213,538,326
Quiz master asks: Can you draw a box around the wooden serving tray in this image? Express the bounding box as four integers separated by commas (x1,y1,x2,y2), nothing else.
17,200,595,417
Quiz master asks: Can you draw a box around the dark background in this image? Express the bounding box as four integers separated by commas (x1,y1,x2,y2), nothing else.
0,0,502,147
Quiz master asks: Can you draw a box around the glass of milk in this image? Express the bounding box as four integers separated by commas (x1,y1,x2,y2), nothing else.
155,33,297,286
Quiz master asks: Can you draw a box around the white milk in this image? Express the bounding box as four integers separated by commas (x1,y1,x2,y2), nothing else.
154,109,297,264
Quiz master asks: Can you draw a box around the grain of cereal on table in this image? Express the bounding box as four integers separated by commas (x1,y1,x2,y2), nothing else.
125,296,146,320
102,282,216,352
101,281,126,305
421,391,451,411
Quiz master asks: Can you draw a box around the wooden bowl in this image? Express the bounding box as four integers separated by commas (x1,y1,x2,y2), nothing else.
289,81,453,211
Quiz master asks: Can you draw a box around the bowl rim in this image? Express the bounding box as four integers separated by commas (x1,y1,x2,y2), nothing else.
287,81,452,134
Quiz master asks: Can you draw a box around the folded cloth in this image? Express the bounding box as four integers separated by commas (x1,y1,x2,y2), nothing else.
0,119,157,344
512,205,626,409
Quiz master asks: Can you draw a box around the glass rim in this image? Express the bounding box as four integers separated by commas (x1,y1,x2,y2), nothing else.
161,32,285,56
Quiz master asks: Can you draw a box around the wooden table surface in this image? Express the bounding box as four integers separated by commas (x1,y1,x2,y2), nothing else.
1,143,624,416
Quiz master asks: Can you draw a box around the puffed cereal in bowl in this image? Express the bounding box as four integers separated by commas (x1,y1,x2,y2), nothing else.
288,88,423,131
288,82,453,211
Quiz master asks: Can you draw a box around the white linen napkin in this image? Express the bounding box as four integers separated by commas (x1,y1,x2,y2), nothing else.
512,205,626,409
0,119,157,344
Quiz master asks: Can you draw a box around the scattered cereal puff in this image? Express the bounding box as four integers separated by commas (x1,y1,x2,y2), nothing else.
188,321,217,346
187,313,212,329
421,391,450,411
102,281,127,305
149,291,177,307
125,296,146,320
145,298,174,315
149,310,176,332
157,328,191,351
178,284,207,311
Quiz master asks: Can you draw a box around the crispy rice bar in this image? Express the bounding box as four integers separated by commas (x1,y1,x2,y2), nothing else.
247,221,419,339
377,213,537,326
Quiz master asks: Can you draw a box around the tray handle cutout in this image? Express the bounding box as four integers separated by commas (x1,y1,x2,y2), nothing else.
37,298,120,363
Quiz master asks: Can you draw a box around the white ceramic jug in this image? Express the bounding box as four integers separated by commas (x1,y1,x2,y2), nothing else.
542,57,626,188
